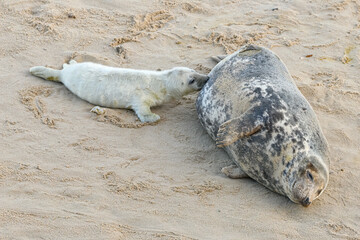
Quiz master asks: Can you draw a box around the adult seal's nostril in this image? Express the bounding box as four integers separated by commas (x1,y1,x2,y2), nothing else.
301,197,311,207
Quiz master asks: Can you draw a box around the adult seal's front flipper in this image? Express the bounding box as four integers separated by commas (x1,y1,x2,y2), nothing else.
215,108,264,148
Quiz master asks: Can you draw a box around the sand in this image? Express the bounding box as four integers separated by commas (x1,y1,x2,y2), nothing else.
0,0,359,239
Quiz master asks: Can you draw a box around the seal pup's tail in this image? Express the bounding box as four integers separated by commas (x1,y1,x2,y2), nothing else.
29,66,61,82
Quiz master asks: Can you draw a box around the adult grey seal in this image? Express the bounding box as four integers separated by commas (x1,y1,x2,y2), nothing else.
196,44,330,206
30,60,209,122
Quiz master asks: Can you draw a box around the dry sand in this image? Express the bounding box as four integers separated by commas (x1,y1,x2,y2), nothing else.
1,0,359,239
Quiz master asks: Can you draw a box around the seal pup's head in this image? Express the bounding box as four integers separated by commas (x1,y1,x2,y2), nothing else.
165,67,209,97
288,154,329,207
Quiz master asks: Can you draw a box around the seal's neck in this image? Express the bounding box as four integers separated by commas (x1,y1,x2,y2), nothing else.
161,71,189,100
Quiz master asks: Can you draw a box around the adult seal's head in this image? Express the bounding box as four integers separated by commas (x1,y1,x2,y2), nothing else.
286,153,329,206
196,44,330,206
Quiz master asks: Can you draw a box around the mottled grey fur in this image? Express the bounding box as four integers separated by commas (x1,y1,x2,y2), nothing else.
196,45,330,206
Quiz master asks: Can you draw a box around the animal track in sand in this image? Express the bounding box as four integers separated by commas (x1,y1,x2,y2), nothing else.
0,162,51,184
0,163,15,181
68,137,106,154
102,171,151,193
111,10,174,57
297,83,352,116
129,10,174,33
2,120,27,137
205,31,267,54
171,181,223,197
161,0,207,13
19,86,56,128
101,171,164,203
24,4,69,37
325,222,359,239
101,223,196,240
91,107,160,129
338,90,360,100
66,51,115,66
311,72,344,88
110,36,139,47
109,36,137,59
304,41,338,49
181,2,206,13
161,0,178,8
195,63,212,74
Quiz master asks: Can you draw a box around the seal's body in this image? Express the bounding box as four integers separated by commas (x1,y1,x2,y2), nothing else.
196,45,330,206
30,61,209,122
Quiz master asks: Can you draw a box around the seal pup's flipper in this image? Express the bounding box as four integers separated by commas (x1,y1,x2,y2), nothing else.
216,109,263,148
29,66,61,82
221,164,249,178
90,106,106,115
133,102,160,123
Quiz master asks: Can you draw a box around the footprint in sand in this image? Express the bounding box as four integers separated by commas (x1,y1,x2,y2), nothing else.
129,10,174,33
19,86,56,128
101,223,196,240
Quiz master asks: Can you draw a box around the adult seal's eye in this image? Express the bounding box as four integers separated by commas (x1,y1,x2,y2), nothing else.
189,78,195,84
307,171,314,181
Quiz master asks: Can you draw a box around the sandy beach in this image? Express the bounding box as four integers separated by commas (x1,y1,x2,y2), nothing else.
0,0,359,239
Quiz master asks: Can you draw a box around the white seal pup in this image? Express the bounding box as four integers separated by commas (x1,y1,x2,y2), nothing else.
196,45,330,206
30,60,209,122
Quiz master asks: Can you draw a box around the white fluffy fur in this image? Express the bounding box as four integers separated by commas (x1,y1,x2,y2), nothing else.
30,61,208,122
